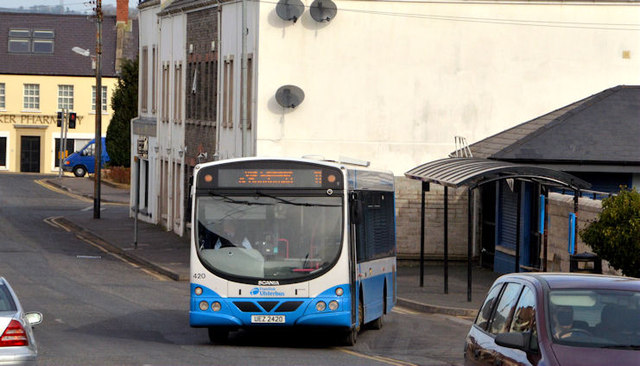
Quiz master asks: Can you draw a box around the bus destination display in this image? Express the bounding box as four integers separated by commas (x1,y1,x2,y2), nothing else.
218,168,324,188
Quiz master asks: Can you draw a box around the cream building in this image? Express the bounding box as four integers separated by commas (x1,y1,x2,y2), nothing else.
0,8,137,174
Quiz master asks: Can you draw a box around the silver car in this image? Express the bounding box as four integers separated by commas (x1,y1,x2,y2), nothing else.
0,277,42,366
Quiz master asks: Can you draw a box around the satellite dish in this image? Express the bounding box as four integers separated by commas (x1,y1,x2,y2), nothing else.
276,0,305,23
276,85,305,108
309,0,337,23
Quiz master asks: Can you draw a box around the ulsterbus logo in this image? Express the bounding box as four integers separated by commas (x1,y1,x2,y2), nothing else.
250,287,285,297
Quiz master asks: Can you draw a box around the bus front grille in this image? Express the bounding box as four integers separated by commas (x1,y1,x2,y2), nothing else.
232,300,304,313
233,301,261,312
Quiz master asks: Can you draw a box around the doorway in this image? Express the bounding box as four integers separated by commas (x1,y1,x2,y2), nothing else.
479,182,497,269
20,136,41,173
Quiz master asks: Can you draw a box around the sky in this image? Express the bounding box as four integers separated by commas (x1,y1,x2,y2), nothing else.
0,0,139,13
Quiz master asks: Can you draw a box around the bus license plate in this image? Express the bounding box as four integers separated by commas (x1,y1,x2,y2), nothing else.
251,315,285,324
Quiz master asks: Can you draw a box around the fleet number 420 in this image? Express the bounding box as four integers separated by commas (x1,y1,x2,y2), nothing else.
193,273,206,280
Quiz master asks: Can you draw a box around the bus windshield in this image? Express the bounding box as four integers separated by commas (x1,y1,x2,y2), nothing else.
195,192,343,282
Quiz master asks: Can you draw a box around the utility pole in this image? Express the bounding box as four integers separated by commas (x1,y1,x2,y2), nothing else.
240,0,248,157
94,0,103,219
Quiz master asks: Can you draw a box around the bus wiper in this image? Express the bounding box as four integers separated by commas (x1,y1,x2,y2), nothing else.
256,191,340,207
208,192,271,206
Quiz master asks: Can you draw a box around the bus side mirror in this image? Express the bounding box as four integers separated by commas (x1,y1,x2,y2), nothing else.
349,192,362,225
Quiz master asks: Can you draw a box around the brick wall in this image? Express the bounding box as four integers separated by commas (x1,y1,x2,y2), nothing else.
185,7,218,169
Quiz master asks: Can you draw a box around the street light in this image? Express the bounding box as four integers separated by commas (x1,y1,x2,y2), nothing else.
71,46,90,57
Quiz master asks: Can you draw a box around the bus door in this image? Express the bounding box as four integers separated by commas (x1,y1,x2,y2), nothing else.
348,191,362,328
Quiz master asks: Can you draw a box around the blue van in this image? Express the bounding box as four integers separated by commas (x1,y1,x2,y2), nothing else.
62,137,110,177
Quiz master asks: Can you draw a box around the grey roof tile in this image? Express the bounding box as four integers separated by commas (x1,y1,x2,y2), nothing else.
0,12,119,77
467,86,639,165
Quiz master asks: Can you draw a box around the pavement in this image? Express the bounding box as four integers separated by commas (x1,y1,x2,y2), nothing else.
44,176,501,318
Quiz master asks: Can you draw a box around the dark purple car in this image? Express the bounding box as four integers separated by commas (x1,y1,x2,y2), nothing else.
464,273,640,366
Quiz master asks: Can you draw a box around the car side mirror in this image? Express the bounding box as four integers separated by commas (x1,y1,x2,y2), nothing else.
495,332,530,351
24,312,43,326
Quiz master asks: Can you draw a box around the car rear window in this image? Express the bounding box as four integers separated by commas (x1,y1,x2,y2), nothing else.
0,285,17,311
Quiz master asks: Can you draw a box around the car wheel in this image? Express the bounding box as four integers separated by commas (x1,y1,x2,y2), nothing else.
73,166,87,177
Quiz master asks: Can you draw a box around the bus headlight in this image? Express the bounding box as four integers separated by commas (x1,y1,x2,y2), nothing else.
194,287,203,296
335,287,344,296
211,301,221,312
199,301,209,311
316,301,326,312
328,300,339,311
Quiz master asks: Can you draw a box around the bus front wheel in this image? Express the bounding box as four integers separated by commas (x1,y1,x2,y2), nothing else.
208,327,229,344
342,327,357,346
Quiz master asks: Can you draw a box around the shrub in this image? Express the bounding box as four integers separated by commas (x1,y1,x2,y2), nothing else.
106,57,138,167
579,188,640,278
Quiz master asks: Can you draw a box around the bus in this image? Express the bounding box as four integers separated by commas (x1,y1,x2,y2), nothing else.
189,157,396,345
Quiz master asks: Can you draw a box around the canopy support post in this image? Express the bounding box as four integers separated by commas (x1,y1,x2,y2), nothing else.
444,186,449,294
467,188,473,302
420,182,429,287
515,181,522,273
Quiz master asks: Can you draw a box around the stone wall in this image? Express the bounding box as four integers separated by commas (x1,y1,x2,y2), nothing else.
395,177,469,260
546,193,618,274
395,178,618,274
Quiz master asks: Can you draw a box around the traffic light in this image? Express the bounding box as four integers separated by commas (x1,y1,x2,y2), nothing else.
68,112,77,129
57,112,63,127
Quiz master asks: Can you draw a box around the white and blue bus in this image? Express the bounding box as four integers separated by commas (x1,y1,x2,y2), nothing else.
189,157,396,345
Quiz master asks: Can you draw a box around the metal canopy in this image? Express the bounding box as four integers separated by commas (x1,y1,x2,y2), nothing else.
404,157,590,303
405,157,591,190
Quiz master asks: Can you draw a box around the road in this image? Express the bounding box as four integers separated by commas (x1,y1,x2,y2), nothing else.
0,173,470,365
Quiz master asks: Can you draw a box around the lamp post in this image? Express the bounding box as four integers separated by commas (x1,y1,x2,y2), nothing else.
94,0,103,219
71,0,102,219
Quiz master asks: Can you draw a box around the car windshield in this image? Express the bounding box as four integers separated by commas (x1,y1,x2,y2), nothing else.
195,193,343,282
0,284,17,312
548,289,640,348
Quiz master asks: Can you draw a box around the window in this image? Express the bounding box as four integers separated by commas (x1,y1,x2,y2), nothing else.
0,137,6,167
141,47,148,112
162,64,170,122
186,58,217,123
8,29,54,54
174,63,182,123
223,56,234,128
92,86,108,112
509,286,538,351
247,54,253,130
152,46,157,113
58,85,74,110
489,283,523,334
54,138,75,168
0,83,5,109
23,84,40,110
355,191,396,261
475,284,503,330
